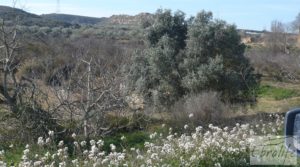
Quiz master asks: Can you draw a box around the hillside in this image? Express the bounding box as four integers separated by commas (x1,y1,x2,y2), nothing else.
0,5,154,27
41,13,107,25
0,5,72,27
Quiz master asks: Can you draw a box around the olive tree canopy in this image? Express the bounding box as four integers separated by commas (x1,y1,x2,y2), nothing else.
127,10,259,110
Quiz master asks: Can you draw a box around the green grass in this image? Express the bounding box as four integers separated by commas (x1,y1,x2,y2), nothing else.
258,85,299,100
2,146,23,166
102,131,149,152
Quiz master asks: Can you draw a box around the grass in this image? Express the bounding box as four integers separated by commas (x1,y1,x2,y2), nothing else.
257,84,299,100
102,131,149,152
243,83,300,114
2,145,23,166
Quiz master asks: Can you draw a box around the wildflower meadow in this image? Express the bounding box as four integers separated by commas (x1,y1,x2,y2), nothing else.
0,114,285,167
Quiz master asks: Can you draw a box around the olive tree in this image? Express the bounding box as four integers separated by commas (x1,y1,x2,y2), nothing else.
127,10,259,110
182,11,259,103
127,9,187,109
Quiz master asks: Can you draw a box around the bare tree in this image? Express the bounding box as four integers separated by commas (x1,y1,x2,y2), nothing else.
292,13,300,33
265,20,288,53
0,19,63,139
46,47,126,138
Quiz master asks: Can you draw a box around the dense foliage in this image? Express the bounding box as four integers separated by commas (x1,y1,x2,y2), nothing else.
127,10,259,109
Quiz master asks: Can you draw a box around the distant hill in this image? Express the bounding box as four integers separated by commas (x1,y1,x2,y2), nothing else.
0,5,38,20
0,5,72,27
41,13,107,25
0,5,154,27
108,13,154,25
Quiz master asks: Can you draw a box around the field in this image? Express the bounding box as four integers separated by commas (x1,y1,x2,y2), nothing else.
0,4,300,167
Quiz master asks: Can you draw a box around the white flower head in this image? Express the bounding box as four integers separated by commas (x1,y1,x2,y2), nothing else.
90,145,98,154
74,141,79,148
48,130,54,137
37,137,44,146
184,124,189,129
110,144,116,151
80,141,87,147
33,161,42,166
97,140,104,147
23,149,30,155
72,159,78,165
215,163,221,167
90,140,96,146
45,138,51,144
58,140,64,147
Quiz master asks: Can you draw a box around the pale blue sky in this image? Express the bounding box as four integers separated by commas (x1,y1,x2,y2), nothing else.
1,0,300,30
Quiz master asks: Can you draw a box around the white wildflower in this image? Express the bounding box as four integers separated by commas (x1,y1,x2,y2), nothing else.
74,141,79,148
90,145,98,154
80,141,87,147
45,138,51,144
184,124,189,129
215,162,221,167
37,137,44,146
58,140,64,147
33,161,42,167
110,144,116,152
72,159,78,165
90,140,96,146
97,140,104,147
48,130,54,137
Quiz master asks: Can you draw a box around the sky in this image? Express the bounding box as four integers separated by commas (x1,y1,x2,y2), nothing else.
1,0,300,30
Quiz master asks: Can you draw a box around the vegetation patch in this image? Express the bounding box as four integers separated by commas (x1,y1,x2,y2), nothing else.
2,146,23,166
258,84,299,100
102,131,149,152
0,114,285,166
